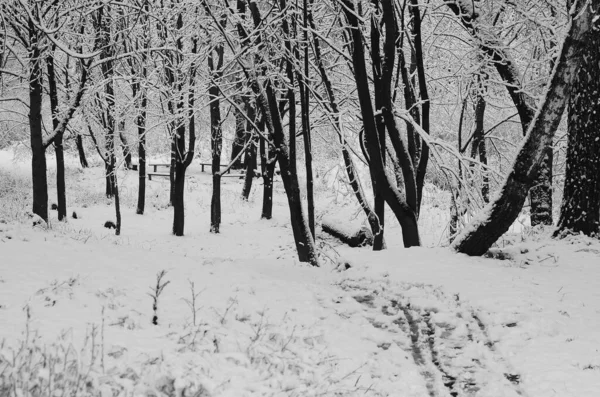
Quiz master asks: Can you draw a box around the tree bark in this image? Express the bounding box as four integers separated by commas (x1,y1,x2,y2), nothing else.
171,21,197,236
452,3,596,255
209,41,224,234
555,17,600,237
76,134,89,168
46,49,67,221
118,120,132,169
28,19,48,223
242,101,258,200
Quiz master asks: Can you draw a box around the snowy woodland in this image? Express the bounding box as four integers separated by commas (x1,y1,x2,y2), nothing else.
0,0,599,396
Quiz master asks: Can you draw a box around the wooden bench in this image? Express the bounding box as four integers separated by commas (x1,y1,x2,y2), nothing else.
198,162,234,174
148,163,171,181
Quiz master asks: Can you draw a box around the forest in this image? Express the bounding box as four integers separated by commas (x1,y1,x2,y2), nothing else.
0,0,599,396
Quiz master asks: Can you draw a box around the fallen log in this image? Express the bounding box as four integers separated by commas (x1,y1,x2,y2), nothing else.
322,216,374,247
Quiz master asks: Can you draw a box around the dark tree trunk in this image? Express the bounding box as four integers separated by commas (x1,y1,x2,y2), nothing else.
261,137,276,220
370,5,388,250
242,102,258,200
233,0,318,265
171,20,197,237
555,23,600,237
135,80,147,214
409,0,430,213
133,0,149,215
76,134,89,168
208,42,224,233
169,133,176,206
452,4,595,255
447,0,553,227
308,0,383,245
341,0,421,248
470,82,489,203
231,98,246,170
95,6,117,200
110,136,121,236
46,50,67,221
29,22,48,223
300,0,315,238
172,160,186,236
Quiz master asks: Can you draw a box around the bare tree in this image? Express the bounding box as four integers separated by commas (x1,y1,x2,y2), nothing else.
452,1,598,255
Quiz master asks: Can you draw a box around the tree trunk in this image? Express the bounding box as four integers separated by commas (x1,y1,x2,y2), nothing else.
322,217,373,248
209,43,224,233
47,50,67,221
28,20,48,223
76,134,89,168
409,0,430,213
261,138,276,219
470,81,489,203
447,0,553,227
119,120,132,169
233,0,319,265
555,21,600,237
242,102,258,200
172,161,186,236
308,0,383,246
452,4,596,255
341,0,421,248
169,134,176,206
231,97,246,169
300,0,315,238
135,78,147,214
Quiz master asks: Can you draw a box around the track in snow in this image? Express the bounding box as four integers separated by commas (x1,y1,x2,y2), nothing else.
336,276,525,397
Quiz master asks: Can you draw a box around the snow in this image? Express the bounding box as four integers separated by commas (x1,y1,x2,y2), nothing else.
1,149,599,396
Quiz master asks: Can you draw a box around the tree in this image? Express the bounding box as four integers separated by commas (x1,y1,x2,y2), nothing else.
340,0,421,248
452,0,598,256
554,12,600,237
446,0,555,227
0,0,91,223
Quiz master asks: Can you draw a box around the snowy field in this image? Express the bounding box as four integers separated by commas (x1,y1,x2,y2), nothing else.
1,149,599,397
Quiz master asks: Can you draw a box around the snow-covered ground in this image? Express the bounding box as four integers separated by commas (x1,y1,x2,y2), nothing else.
0,149,599,397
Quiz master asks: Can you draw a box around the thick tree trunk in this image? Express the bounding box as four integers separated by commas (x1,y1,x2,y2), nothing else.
172,163,186,236
322,217,374,248
452,4,596,255
28,20,48,223
555,23,600,237
210,173,221,233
